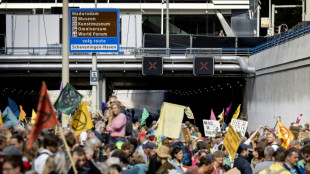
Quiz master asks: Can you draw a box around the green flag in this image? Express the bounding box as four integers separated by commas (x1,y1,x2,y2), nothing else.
54,83,83,115
141,108,150,126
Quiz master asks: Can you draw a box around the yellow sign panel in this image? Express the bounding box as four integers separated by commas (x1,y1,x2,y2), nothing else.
223,123,240,159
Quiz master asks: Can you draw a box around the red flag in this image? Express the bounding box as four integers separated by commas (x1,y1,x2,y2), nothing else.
27,82,60,149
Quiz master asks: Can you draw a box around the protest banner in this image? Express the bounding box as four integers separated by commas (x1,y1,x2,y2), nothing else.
223,123,240,159
203,119,220,137
298,132,310,141
231,118,248,136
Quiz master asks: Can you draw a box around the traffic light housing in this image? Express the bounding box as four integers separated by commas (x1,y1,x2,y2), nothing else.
142,56,163,75
193,57,214,75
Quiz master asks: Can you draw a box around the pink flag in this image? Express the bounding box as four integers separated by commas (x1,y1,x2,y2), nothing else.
210,109,216,120
224,102,232,116
296,114,303,124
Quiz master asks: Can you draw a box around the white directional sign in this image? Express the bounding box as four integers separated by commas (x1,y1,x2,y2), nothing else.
203,119,221,137
231,118,248,136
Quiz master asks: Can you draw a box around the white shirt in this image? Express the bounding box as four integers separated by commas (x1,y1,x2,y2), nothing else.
135,140,148,163
34,149,54,174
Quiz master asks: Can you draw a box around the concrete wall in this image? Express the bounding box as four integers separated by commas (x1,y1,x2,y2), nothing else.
246,34,310,131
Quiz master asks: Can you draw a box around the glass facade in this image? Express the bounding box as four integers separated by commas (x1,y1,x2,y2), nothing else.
142,14,231,36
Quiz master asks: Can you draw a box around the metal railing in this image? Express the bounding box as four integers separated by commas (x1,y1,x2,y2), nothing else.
4,47,254,57
253,25,310,55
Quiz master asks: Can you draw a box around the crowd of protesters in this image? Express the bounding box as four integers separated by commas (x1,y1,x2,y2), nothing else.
1,95,310,174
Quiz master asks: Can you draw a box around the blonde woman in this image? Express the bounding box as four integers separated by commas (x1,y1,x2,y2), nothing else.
127,152,148,174
106,103,126,143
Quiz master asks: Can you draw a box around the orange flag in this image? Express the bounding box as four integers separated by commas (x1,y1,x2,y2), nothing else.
18,105,27,122
278,119,294,149
27,82,60,149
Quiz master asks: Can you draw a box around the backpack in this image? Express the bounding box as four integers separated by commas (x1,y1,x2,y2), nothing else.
125,116,133,136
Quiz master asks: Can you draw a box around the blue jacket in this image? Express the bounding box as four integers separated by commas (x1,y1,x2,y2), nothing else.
127,164,148,174
234,155,252,174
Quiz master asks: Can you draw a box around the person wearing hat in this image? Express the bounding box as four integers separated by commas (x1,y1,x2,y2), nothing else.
135,132,148,163
212,132,223,153
155,145,176,174
145,142,161,174
234,144,252,174
303,138,310,146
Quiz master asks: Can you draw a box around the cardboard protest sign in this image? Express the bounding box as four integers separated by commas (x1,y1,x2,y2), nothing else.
203,119,220,137
223,124,240,159
231,118,248,136
181,127,192,142
298,132,310,141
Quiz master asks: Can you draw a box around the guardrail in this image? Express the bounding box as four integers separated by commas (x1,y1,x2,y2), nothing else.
253,25,310,54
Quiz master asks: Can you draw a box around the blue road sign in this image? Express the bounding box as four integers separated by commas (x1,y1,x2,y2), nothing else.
69,8,119,53
90,70,99,85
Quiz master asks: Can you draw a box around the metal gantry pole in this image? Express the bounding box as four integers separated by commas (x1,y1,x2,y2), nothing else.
92,1,98,113
166,0,169,49
62,0,69,127
257,5,260,37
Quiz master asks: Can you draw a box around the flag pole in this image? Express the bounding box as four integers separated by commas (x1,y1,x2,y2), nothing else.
59,126,77,174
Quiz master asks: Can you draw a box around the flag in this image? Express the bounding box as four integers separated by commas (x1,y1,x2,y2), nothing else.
155,102,185,139
210,109,216,120
232,104,241,119
59,81,63,92
8,97,20,119
70,102,94,136
27,82,60,149
54,83,83,115
225,102,232,116
141,108,150,126
278,119,294,148
185,107,194,119
296,114,303,124
18,105,27,122
2,106,19,128
31,109,37,124
218,109,225,125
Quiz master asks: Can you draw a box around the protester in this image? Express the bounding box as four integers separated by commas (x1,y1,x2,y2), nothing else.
187,156,212,174
155,145,176,174
284,147,301,174
259,147,291,174
251,147,264,170
267,133,279,151
298,145,310,174
234,144,252,174
169,146,184,173
210,150,226,174
127,152,148,174
34,134,60,174
106,102,126,143
2,155,24,174
213,133,223,153
253,146,274,174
